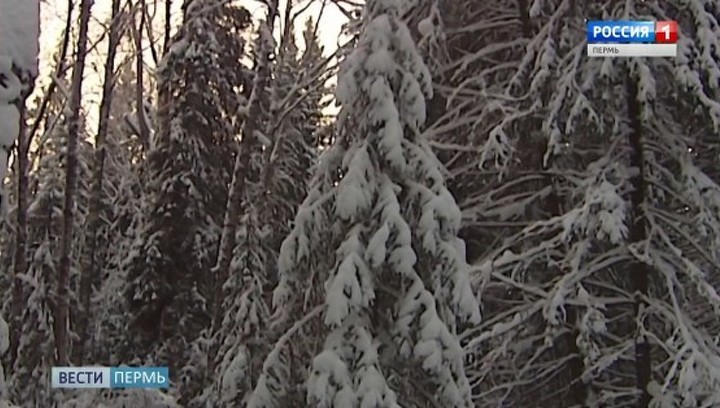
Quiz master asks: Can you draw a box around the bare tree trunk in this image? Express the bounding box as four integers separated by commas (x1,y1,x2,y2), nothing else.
8,0,72,365
626,70,652,408
164,0,172,54
517,0,583,399
8,106,28,366
132,1,151,151
140,0,160,66
280,0,294,47
210,4,279,335
78,0,123,360
56,0,94,366
544,182,587,406
516,0,532,37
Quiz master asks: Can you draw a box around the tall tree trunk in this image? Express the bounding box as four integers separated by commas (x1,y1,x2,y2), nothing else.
210,4,278,336
140,0,160,66
133,2,151,151
9,3,71,368
517,0,583,398
8,105,28,366
78,0,122,360
516,0,531,37
544,183,587,406
164,0,172,54
56,0,94,366
626,68,652,408
531,136,588,406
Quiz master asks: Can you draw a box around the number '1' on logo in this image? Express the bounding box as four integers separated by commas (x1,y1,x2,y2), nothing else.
655,21,678,43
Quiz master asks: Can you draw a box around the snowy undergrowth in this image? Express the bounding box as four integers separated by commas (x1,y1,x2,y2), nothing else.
62,389,180,408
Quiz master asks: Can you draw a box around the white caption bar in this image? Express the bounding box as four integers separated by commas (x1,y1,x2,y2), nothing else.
587,43,677,57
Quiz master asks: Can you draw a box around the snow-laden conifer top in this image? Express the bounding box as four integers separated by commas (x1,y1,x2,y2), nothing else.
0,0,40,79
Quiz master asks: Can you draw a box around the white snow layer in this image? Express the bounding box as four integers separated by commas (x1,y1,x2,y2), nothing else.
0,0,40,209
220,346,248,401
0,0,41,79
0,104,19,147
0,317,8,356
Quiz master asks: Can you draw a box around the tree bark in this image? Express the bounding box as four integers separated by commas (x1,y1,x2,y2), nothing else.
626,68,652,408
516,0,532,37
8,105,28,366
164,0,172,55
133,2,151,151
140,0,160,66
78,0,122,360
55,0,94,366
9,0,72,366
533,136,587,406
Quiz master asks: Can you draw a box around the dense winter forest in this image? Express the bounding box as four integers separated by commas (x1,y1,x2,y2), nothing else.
1,0,720,406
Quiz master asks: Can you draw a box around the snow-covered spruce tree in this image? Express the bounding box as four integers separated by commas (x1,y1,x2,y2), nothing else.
206,206,269,407
62,388,181,408
462,1,720,407
260,18,328,284
10,240,55,407
9,131,63,407
199,13,278,406
249,1,480,406
0,313,17,408
91,57,148,366
123,0,252,374
416,0,534,266
0,182,16,285
0,2,39,385
8,91,93,405
423,3,580,402
206,17,329,407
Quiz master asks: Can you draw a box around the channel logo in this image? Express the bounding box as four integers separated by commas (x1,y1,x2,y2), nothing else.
51,366,169,389
586,20,678,57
